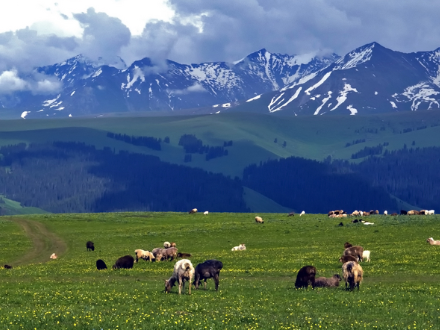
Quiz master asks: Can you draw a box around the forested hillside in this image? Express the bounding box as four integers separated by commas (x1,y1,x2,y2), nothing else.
242,157,398,213
333,146,440,211
0,142,248,213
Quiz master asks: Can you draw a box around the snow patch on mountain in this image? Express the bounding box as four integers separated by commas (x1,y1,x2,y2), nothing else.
334,44,374,70
347,105,357,115
394,82,440,111
330,84,358,111
247,94,262,102
305,71,332,95
124,66,145,90
280,72,317,92
314,91,332,115
269,87,302,112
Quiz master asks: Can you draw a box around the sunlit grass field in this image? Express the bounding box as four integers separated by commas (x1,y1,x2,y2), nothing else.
1,212,440,329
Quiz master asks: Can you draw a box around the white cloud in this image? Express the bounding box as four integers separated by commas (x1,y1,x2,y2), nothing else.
168,82,207,95
0,70,28,93
0,69,62,95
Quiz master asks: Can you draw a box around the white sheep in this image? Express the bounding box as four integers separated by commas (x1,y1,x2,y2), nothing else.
427,210,435,215
204,211,209,215
362,250,371,262
50,253,57,259
255,216,264,223
164,241,171,248
384,210,388,215
165,259,195,295
300,211,305,216
363,222,374,225
231,243,246,251
189,208,198,214
359,211,364,216
427,237,440,245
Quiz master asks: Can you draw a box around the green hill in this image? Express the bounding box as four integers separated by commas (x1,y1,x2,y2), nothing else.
1,111,440,178
0,196,49,215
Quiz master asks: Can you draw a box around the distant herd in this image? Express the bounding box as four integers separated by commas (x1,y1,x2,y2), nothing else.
2,207,437,294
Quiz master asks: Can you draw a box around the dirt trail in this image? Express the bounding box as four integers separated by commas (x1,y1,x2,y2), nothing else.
6,218,68,266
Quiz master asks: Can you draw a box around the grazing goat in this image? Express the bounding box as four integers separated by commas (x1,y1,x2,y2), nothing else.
4,264,12,269
231,243,246,251
288,212,295,217
204,211,209,215
171,242,177,248
427,210,435,215
50,253,57,259
339,255,358,263
427,237,440,245
362,250,371,262
384,210,388,215
342,261,363,290
86,241,95,251
313,274,341,288
177,252,192,259
165,259,195,295
194,259,223,290
300,211,305,216
255,216,264,223
134,249,155,262
343,246,364,262
164,241,171,248
113,255,134,269
295,265,316,289
96,259,107,270
189,208,198,214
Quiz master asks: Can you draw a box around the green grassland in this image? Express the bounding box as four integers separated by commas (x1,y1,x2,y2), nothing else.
0,196,49,215
1,212,440,329
1,111,440,179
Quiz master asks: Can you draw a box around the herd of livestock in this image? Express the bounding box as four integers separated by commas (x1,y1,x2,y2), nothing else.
2,208,438,294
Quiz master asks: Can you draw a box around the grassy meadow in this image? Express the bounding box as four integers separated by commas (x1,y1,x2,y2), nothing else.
1,212,440,329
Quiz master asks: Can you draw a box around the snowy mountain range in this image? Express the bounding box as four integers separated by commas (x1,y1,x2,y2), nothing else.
239,42,440,115
2,42,440,119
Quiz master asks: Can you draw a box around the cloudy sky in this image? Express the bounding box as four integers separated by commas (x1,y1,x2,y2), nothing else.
0,0,439,81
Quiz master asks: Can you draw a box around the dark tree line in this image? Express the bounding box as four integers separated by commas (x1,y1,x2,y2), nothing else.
107,132,161,151
333,146,440,211
243,156,398,213
178,134,229,161
351,144,385,159
0,142,248,213
345,139,365,148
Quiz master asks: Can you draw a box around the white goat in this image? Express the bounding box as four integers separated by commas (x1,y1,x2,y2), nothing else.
384,210,388,215
427,210,435,215
300,211,305,216
362,250,371,262
204,211,209,215
165,259,195,295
